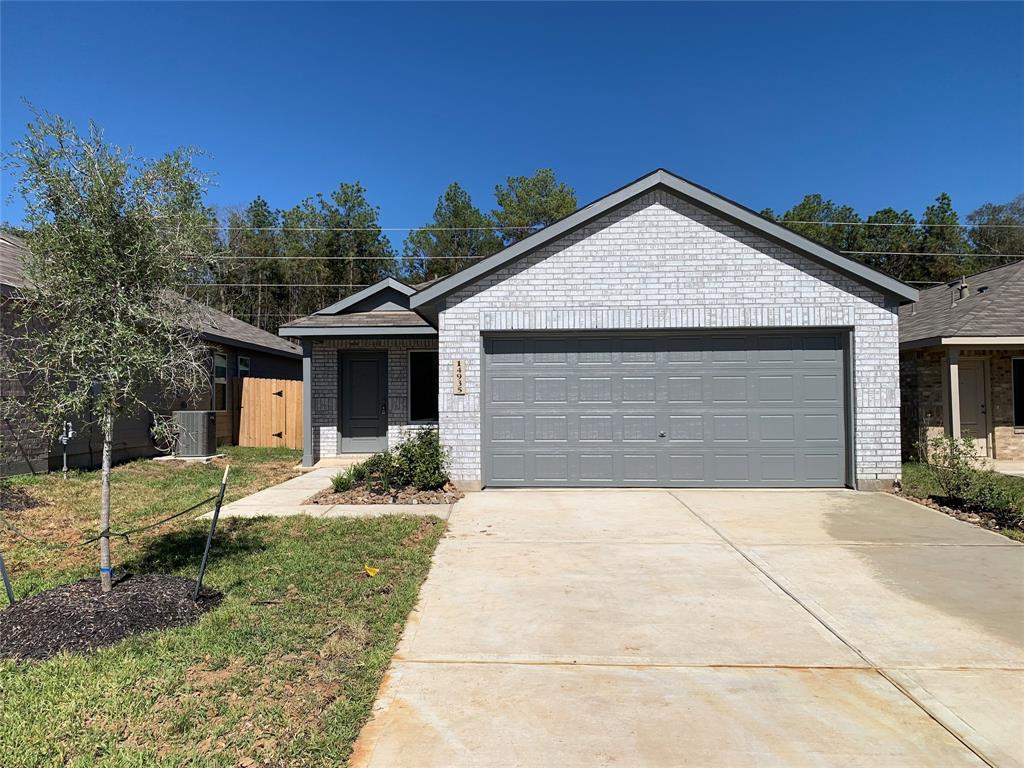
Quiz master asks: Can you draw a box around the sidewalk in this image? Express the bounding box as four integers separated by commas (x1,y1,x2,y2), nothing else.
214,466,445,519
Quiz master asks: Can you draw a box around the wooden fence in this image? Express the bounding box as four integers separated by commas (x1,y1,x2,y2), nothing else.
238,377,303,450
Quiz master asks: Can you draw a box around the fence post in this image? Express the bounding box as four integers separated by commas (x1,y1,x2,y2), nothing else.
193,465,230,601
0,551,14,606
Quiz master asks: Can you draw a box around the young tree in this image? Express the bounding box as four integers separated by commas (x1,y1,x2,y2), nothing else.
492,169,576,245
5,110,214,592
402,182,502,281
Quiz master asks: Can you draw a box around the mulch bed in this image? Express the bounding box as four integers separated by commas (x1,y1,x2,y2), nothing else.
896,492,1003,531
0,574,221,661
306,482,463,506
0,484,43,514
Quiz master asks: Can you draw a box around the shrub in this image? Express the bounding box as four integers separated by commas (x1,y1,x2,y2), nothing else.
331,470,354,492
363,449,409,496
396,428,450,490
922,435,982,501
965,472,1023,528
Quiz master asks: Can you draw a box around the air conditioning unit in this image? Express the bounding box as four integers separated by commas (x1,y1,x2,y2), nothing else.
173,411,217,457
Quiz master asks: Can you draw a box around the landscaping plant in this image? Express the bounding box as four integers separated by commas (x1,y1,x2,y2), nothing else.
4,108,214,592
329,429,451,498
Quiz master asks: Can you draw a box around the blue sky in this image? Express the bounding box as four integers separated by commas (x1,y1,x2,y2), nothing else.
2,1,1022,241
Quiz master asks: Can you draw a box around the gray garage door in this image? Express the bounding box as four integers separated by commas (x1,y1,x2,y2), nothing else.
482,331,848,487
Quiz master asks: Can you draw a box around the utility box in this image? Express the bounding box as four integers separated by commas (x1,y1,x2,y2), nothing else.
173,410,217,457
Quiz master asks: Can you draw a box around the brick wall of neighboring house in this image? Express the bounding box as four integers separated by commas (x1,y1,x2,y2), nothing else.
899,347,1024,461
991,350,1024,460
308,337,438,459
438,189,903,490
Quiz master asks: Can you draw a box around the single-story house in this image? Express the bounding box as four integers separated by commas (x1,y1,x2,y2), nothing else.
899,261,1024,463
280,169,918,490
1,231,302,476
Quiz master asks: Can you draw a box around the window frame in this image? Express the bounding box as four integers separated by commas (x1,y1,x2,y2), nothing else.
212,351,228,411
1013,356,1024,430
407,349,440,424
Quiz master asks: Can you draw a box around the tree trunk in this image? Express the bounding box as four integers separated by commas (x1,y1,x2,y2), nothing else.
99,409,113,593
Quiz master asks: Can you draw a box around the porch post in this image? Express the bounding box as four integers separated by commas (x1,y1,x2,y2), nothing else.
947,347,961,439
302,340,314,467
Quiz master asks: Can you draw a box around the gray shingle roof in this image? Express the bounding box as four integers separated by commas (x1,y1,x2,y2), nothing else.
282,310,431,329
0,231,28,289
899,260,1024,343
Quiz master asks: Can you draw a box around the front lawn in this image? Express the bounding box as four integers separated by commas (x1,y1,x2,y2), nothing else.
0,448,445,766
900,461,1024,542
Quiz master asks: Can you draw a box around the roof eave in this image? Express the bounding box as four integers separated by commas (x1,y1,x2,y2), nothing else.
201,331,302,359
278,325,438,339
410,169,918,309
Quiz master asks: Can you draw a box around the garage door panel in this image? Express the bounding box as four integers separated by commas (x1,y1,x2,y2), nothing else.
483,332,847,487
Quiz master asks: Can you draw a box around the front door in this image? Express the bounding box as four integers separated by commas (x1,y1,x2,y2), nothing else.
340,351,388,453
958,359,989,456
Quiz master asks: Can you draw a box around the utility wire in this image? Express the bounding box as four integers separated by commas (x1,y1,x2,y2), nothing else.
201,220,1024,232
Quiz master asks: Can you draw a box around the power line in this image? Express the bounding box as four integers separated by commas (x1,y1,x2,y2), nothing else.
201,251,1024,260
201,220,1024,232
183,282,370,288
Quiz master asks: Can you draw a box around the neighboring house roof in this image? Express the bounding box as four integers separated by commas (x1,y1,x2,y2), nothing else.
0,231,29,290
898,260,1024,346
410,168,918,309
314,277,416,315
190,301,302,357
1,230,300,359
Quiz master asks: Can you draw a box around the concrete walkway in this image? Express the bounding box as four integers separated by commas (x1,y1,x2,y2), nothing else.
215,466,442,518
352,489,1023,768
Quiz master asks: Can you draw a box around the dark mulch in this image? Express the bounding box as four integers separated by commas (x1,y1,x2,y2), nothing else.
0,574,222,661
0,483,43,514
307,482,463,506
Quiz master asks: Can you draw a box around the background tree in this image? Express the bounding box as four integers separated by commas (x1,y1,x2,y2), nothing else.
402,182,502,281
492,169,576,244
918,192,973,282
967,194,1024,257
5,110,213,592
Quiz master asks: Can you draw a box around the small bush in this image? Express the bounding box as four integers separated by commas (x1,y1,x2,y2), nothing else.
966,472,1023,528
922,435,982,501
331,470,354,492
349,461,367,483
396,429,449,490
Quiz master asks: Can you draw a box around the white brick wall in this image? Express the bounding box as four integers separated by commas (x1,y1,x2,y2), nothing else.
309,337,437,459
438,190,902,488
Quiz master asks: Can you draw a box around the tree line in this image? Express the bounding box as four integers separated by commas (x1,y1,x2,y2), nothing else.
198,173,1022,332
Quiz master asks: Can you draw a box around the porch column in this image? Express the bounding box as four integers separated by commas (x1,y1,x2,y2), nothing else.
301,340,314,467
947,347,961,439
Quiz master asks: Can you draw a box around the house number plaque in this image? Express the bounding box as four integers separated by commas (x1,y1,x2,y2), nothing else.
452,359,466,395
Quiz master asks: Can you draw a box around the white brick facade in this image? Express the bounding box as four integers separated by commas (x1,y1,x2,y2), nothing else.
438,190,901,489
309,337,438,459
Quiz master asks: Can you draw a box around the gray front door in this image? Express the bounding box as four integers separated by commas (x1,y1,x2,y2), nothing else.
482,331,848,488
340,350,388,453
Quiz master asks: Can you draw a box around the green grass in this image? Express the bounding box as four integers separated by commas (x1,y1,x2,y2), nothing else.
901,461,1024,542
0,448,445,766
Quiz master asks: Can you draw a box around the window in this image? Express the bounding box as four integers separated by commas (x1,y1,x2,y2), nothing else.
1014,358,1024,428
409,351,439,422
238,356,251,379
213,352,227,410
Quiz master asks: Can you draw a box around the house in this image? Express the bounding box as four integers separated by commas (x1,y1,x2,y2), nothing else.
280,169,917,490
1,231,302,476
899,261,1024,464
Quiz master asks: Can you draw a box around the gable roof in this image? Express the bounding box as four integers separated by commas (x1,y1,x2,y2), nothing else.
314,277,416,315
410,169,918,309
898,260,1024,345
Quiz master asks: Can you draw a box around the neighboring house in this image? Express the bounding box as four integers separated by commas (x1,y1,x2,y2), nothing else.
899,261,1024,462
281,169,917,490
0,231,302,476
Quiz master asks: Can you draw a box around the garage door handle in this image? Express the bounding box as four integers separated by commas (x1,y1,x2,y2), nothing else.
659,431,666,438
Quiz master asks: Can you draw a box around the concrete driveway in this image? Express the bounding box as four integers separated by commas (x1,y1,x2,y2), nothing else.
352,489,1024,767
